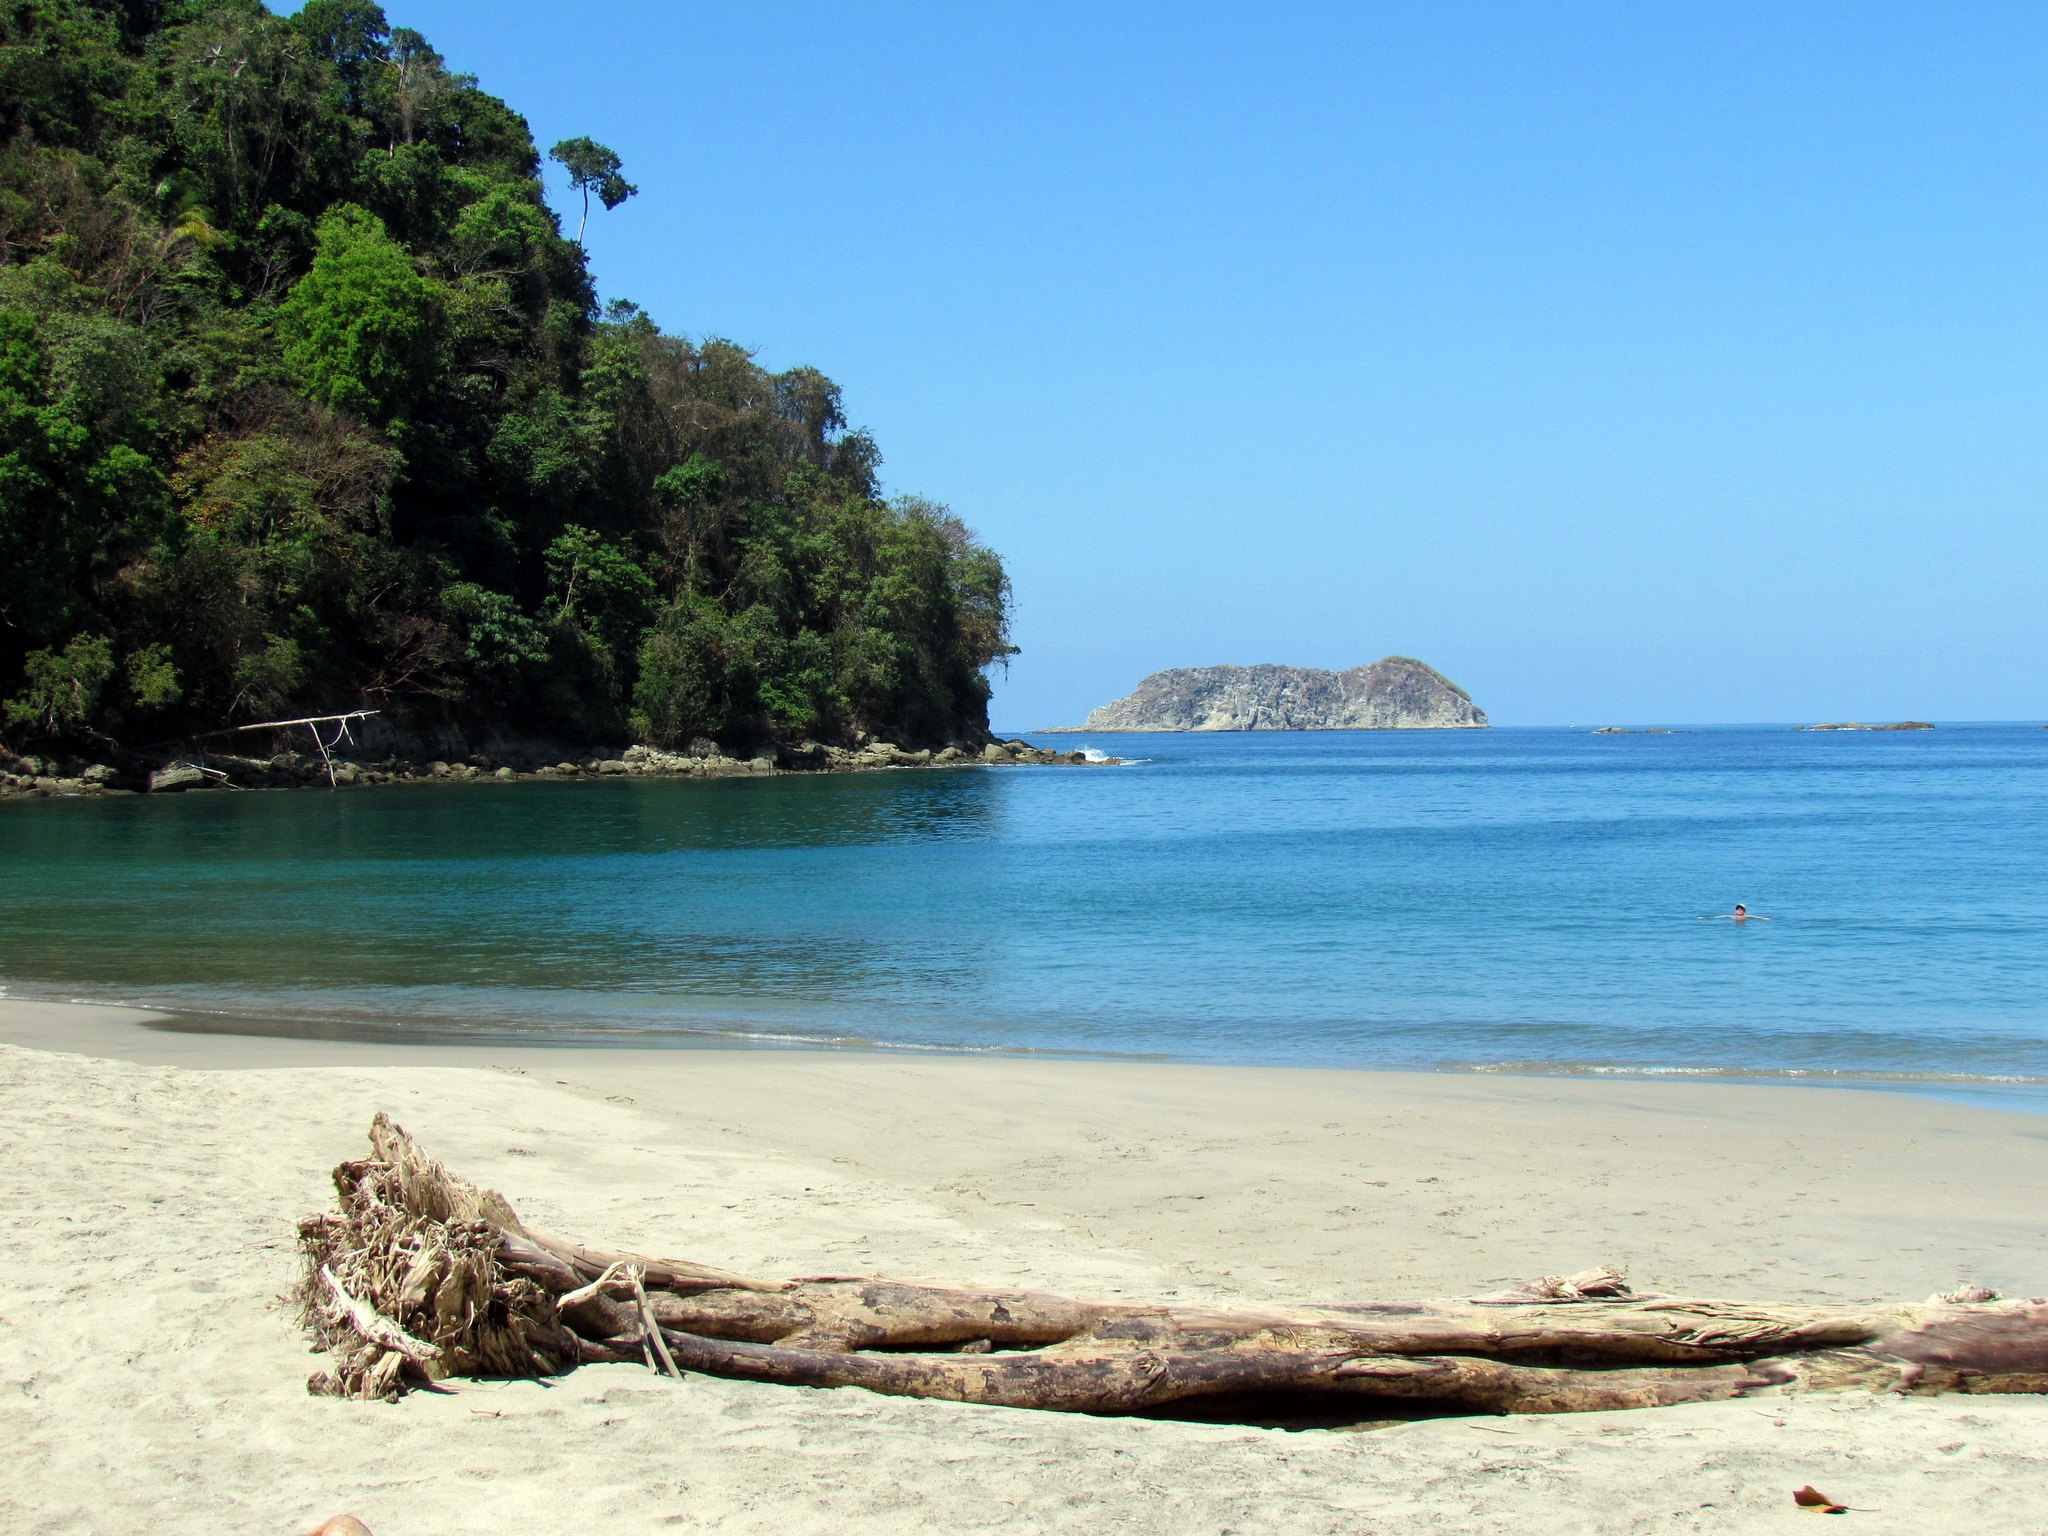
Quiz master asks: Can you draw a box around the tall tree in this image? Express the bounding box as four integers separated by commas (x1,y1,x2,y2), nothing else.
547,137,636,242
384,26,455,147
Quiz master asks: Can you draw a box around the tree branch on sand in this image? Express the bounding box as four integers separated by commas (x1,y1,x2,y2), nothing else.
297,1116,2048,1426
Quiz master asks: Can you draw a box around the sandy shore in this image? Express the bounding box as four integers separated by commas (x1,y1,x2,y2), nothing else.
3,999,2046,1534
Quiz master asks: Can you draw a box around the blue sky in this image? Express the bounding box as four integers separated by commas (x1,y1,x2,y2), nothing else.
388,0,2048,726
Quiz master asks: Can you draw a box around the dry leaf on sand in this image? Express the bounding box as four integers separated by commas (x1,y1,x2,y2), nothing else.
1792,1486,1851,1514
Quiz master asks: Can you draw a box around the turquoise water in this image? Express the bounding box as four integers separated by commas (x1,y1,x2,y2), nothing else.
2,725,2045,1078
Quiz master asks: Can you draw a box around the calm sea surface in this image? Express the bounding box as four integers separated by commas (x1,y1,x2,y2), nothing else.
3,725,2045,1080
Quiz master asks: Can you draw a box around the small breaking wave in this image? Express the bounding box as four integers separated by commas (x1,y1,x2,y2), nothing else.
1454,1060,2048,1085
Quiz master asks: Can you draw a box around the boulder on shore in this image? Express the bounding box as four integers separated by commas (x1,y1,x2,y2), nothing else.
147,763,209,793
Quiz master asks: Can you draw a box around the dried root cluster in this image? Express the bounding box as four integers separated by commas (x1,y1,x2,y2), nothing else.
295,1117,618,1399
297,1115,2048,1424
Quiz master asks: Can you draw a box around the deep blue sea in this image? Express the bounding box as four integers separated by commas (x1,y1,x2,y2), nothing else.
3,725,2045,1080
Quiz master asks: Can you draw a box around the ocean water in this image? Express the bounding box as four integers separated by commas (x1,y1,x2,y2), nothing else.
2,725,2045,1080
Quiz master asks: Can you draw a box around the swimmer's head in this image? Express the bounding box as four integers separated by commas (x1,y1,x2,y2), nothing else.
1734,904,1747,915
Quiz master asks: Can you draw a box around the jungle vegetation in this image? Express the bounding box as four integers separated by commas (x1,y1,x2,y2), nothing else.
0,0,1014,755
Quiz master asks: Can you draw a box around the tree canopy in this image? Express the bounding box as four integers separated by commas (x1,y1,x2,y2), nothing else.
548,137,635,242
0,0,1012,756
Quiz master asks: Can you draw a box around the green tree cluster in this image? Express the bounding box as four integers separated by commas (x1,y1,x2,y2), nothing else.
0,0,1012,754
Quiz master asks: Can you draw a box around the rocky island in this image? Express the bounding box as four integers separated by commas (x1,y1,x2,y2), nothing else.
1059,657,1487,732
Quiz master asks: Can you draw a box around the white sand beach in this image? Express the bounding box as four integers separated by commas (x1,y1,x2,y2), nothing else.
3,997,2046,1534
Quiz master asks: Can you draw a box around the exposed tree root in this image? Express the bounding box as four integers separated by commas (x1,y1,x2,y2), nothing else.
297,1115,2048,1423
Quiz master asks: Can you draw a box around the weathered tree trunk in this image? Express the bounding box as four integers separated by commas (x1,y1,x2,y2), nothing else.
296,1115,2048,1423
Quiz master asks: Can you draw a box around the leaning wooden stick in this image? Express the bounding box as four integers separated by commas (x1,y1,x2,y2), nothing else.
296,1115,2048,1420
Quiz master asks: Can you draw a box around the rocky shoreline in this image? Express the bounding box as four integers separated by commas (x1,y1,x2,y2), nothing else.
0,736,1117,801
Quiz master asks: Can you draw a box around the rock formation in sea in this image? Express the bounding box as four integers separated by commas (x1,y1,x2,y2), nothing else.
1068,657,1488,732
1796,721,1934,732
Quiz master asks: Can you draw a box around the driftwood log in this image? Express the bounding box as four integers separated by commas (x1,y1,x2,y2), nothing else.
296,1115,2048,1425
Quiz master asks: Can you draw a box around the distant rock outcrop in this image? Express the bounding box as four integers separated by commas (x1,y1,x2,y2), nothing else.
1066,657,1488,732
1796,721,1934,732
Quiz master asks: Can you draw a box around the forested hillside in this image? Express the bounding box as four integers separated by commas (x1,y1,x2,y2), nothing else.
0,0,1013,759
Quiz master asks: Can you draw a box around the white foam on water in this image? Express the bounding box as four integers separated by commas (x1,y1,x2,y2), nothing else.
1458,1060,2048,1084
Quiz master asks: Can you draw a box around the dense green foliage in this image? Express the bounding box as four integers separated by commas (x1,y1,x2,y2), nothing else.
0,0,1012,753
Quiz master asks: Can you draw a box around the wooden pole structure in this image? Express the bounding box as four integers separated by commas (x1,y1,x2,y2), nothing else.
225,710,380,787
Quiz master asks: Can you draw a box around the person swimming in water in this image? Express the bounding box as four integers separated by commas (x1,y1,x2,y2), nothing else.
1699,904,1770,921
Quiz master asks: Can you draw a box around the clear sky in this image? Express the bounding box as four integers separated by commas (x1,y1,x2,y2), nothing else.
383,0,2048,727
